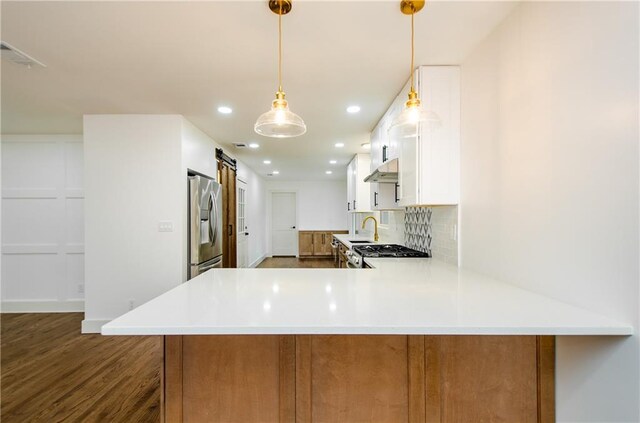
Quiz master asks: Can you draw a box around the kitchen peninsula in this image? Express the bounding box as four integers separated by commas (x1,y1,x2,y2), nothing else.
102,260,631,423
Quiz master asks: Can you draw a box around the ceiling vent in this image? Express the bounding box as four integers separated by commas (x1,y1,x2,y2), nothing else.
233,142,247,149
1,42,46,68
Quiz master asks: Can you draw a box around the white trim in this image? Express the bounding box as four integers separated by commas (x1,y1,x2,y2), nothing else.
249,254,267,268
81,319,110,334
1,300,84,313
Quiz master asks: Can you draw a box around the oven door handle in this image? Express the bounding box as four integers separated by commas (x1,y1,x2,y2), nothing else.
346,261,360,269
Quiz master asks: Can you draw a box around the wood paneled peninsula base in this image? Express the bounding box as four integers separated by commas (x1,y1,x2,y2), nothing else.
163,335,555,423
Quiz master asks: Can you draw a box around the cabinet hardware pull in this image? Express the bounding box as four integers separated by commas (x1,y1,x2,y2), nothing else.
353,200,356,210
394,183,399,203
374,192,378,207
382,145,388,163
347,202,350,211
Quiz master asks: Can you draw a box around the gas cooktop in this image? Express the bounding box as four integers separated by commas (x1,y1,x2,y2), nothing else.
352,244,430,258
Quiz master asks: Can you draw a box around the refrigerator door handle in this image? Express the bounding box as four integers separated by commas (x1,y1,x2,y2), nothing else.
210,192,218,247
189,177,200,265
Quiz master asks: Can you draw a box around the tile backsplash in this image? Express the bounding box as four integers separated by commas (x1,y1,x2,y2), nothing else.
405,206,458,265
350,205,458,265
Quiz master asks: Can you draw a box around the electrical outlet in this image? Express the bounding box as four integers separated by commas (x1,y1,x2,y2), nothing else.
78,284,84,294
128,299,135,311
158,221,173,232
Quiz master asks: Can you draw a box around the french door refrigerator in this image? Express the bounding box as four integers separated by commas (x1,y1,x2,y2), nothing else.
188,174,223,279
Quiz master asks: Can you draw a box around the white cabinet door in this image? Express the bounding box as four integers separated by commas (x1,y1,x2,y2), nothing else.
347,158,355,212
398,132,419,207
370,124,383,172
386,90,406,162
394,66,460,207
416,66,460,205
355,154,371,212
371,182,400,210
347,154,372,213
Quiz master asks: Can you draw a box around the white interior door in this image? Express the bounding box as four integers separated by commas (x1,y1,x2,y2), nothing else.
237,180,249,268
271,192,297,256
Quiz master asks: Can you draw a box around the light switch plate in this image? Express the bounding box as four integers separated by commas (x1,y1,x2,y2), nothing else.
158,221,173,232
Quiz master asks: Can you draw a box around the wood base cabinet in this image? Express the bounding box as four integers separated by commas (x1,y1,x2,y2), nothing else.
299,231,348,258
163,335,554,423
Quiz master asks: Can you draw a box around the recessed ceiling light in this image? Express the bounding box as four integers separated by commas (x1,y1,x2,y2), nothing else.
347,105,361,114
329,160,337,164
272,170,280,175
361,142,371,150
335,142,345,148
263,160,272,164
217,106,233,114
326,170,333,175
248,143,260,149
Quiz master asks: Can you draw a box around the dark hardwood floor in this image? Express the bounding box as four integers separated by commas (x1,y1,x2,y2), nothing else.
1,313,162,423
257,256,338,268
1,261,333,422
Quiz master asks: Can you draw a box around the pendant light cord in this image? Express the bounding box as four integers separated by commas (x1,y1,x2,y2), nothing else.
278,9,283,93
410,11,415,92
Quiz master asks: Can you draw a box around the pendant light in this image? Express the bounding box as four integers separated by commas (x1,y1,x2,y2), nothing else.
254,0,306,138
389,0,441,138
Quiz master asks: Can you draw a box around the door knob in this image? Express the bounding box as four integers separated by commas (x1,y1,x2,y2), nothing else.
291,226,296,229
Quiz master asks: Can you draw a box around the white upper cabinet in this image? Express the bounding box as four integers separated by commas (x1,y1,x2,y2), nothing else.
347,153,371,213
371,65,459,207
367,66,460,209
404,66,460,206
370,99,402,172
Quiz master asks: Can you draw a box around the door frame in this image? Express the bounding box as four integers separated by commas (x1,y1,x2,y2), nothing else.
267,190,299,257
236,178,249,268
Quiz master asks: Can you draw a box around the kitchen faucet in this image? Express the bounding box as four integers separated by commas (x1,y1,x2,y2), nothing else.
362,216,379,242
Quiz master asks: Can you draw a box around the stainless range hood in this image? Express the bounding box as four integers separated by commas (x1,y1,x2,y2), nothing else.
364,158,398,183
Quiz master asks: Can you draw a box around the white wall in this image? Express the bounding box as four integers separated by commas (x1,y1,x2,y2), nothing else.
265,180,348,255
83,115,183,332
460,2,639,421
1,135,85,312
83,115,267,331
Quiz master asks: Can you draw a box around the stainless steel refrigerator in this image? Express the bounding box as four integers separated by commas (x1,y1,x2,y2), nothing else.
188,174,223,279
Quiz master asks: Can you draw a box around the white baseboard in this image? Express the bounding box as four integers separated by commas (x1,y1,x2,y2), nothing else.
249,254,267,268
81,319,110,334
1,300,84,313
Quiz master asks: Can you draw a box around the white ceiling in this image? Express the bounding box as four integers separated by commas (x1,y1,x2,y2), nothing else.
1,0,517,180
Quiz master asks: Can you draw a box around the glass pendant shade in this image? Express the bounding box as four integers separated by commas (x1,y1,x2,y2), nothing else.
254,94,306,138
389,104,441,138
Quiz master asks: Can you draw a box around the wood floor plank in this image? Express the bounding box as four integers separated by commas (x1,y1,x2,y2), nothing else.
1,313,161,423
258,257,337,268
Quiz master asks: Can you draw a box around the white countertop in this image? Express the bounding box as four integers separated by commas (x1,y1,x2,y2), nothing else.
332,233,377,249
102,259,632,336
